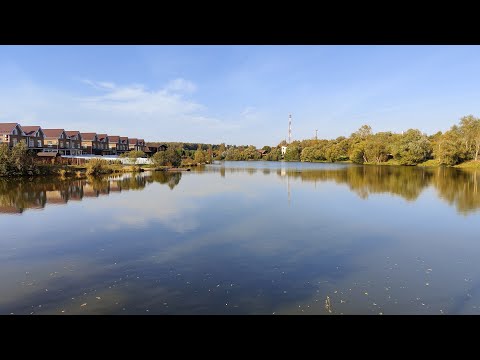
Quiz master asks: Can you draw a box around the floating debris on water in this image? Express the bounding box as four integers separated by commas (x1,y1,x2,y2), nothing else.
325,296,332,313
80,303,87,307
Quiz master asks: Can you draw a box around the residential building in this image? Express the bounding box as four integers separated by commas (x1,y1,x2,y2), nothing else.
65,131,83,155
0,123,25,147
108,135,121,155
43,129,71,155
97,134,109,154
119,137,129,153
128,138,138,151
20,126,45,152
80,133,101,155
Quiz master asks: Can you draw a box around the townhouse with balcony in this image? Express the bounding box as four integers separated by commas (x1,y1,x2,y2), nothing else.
1,122,147,158
119,136,129,153
80,133,101,155
137,139,146,152
65,131,83,155
42,129,71,155
97,134,109,155
22,126,45,153
0,123,26,148
108,135,120,155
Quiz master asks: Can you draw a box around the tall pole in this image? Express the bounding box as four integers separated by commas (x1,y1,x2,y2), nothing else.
315,129,318,140
288,114,292,144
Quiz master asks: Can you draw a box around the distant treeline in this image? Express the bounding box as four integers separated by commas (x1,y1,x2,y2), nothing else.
151,115,480,166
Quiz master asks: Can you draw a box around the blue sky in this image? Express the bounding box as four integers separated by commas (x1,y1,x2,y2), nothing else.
1,45,480,146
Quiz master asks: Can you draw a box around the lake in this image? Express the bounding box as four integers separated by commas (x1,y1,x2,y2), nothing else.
1,161,480,314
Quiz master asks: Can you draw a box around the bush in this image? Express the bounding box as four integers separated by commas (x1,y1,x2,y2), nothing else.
152,148,181,167
0,142,38,177
85,158,112,176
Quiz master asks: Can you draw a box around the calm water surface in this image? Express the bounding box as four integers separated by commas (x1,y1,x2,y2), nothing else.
1,161,480,314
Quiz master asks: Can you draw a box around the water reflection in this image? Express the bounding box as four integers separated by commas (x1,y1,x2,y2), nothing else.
206,164,480,214
0,171,182,215
2,162,480,314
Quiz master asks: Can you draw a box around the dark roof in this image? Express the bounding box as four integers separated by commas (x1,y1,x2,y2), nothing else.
22,126,42,136
43,129,65,138
80,133,97,141
65,131,81,137
0,123,20,134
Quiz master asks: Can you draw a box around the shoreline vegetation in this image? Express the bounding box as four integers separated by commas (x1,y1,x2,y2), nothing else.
3,115,480,178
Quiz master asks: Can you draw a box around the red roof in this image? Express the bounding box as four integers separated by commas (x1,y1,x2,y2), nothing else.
22,126,42,136
43,129,65,138
97,134,108,141
109,136,120,142
80,133,97,141
120,136,128,142
129,138,138,144
0,123,20,134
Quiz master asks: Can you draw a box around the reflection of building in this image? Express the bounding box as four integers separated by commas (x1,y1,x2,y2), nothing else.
0,171,182,215
0,205,23,214
83,184,99,198
46,190,68,205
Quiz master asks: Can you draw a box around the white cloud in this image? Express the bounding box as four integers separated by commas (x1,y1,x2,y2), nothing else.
165,78,197,93
0,72,243,143
80,80,204,116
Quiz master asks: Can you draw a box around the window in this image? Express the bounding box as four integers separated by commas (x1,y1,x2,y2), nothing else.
12,138,17,145
38,140,42,147
59,141,63,147
60,133,63,139
29,139,34,147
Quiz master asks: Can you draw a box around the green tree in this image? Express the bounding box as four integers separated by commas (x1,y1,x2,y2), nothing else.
0,142,38,177
194,148,206,163
284,145,301,161
349,142,367,164
436,128,466,166
392,129,432,165
459,115,480,160
152,148,181,167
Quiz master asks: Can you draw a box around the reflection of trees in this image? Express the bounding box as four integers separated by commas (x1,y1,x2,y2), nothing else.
281,166,433,201
147,171,182,190
276,165,480,214
0,171,183,214
431,168,480,215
